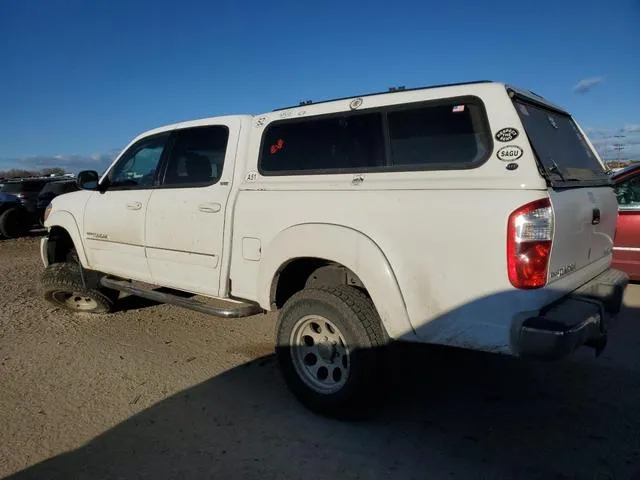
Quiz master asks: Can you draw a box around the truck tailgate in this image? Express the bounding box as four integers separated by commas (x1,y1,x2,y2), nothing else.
548,186,618,288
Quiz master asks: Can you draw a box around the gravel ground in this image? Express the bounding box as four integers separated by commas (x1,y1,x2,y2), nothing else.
1,235,640,479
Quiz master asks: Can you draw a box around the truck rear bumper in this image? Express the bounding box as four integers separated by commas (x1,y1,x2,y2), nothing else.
517,268,628,359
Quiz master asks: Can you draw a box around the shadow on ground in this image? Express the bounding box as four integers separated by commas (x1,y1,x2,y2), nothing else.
7,307,640,479
113,288,194,313
5,278,640,480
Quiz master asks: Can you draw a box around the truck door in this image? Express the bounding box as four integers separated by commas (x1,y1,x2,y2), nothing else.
145,120,240,296
83,132,170,281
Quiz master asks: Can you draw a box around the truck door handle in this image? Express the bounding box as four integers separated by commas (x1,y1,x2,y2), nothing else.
126,201,142,211
592,208,601,225
198,203,221,213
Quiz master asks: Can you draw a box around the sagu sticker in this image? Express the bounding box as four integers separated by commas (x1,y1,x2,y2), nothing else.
496,145,523,161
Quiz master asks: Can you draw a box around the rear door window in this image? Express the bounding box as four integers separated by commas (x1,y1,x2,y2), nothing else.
514,99,610,186
161,125,229,187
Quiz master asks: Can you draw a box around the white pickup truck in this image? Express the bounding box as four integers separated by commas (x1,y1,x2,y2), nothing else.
39,80,628,418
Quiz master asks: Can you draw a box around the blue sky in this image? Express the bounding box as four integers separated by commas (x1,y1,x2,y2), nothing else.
0,0,638,172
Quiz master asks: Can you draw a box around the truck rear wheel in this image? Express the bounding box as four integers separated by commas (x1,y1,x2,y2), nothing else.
40,263,116,314
0,207,30,238
275,285,388,419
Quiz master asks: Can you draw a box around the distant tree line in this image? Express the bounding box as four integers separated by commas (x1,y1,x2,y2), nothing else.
0,167,68,179
606,160,639,169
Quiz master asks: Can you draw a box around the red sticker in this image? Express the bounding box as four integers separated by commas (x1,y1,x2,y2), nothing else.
270,139,285,154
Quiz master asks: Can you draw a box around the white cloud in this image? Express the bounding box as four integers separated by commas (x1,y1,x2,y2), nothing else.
623,124,640,133
1,149,121,174
573,77,605,94
584,127,612,137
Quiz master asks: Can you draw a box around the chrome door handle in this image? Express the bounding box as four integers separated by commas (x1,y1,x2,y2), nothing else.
126,201,142,210
198,203,221,213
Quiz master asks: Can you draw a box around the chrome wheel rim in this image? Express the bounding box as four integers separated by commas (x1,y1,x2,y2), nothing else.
290,315,350,394
52,291,98,311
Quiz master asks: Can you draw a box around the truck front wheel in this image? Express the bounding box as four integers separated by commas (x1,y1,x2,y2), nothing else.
275,285,388,419
40,263,116,314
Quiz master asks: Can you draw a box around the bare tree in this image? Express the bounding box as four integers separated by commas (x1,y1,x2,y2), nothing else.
0,168,69,179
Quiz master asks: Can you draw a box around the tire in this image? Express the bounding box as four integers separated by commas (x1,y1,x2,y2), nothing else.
275,285,388,419
40,263,116,314
0,207,30,238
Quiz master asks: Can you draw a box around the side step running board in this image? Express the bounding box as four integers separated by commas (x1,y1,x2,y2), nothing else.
99,277,263,318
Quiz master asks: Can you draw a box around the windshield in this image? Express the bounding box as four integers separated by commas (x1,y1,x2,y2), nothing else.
513,98,610,186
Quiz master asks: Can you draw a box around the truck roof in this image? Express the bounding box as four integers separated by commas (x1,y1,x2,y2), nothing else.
272,80,495,111
270,80,568,116
131,80,568,143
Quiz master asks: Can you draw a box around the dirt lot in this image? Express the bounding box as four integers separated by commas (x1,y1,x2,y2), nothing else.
1,235,640,479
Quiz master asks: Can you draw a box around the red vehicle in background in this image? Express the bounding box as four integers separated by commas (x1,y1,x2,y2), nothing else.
612,163,640,281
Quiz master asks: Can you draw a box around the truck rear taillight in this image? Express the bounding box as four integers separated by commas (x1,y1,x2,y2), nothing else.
507,198,554,289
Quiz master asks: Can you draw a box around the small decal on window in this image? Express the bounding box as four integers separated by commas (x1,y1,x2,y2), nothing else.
270,139,285,154
452,105,465,113
496,145,524,161
495,127,519,142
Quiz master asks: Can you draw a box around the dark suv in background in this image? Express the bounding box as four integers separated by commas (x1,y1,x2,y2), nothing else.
0,176,75,238
36,180,79,221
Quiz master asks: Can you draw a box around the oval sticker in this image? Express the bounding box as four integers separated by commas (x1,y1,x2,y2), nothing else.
495,127,519,142
496,145,523,161
349,98,363,110
506,162,519,171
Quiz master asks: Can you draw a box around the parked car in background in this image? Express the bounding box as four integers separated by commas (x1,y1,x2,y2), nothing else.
0,190,23,237
612,163,640,281
36,180,79,223
0,177,59,238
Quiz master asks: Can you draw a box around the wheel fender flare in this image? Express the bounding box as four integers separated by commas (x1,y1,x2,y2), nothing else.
44,210,89,267
257,223,414,340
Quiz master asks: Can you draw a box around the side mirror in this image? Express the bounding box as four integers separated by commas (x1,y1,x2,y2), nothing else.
77,170,100,191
